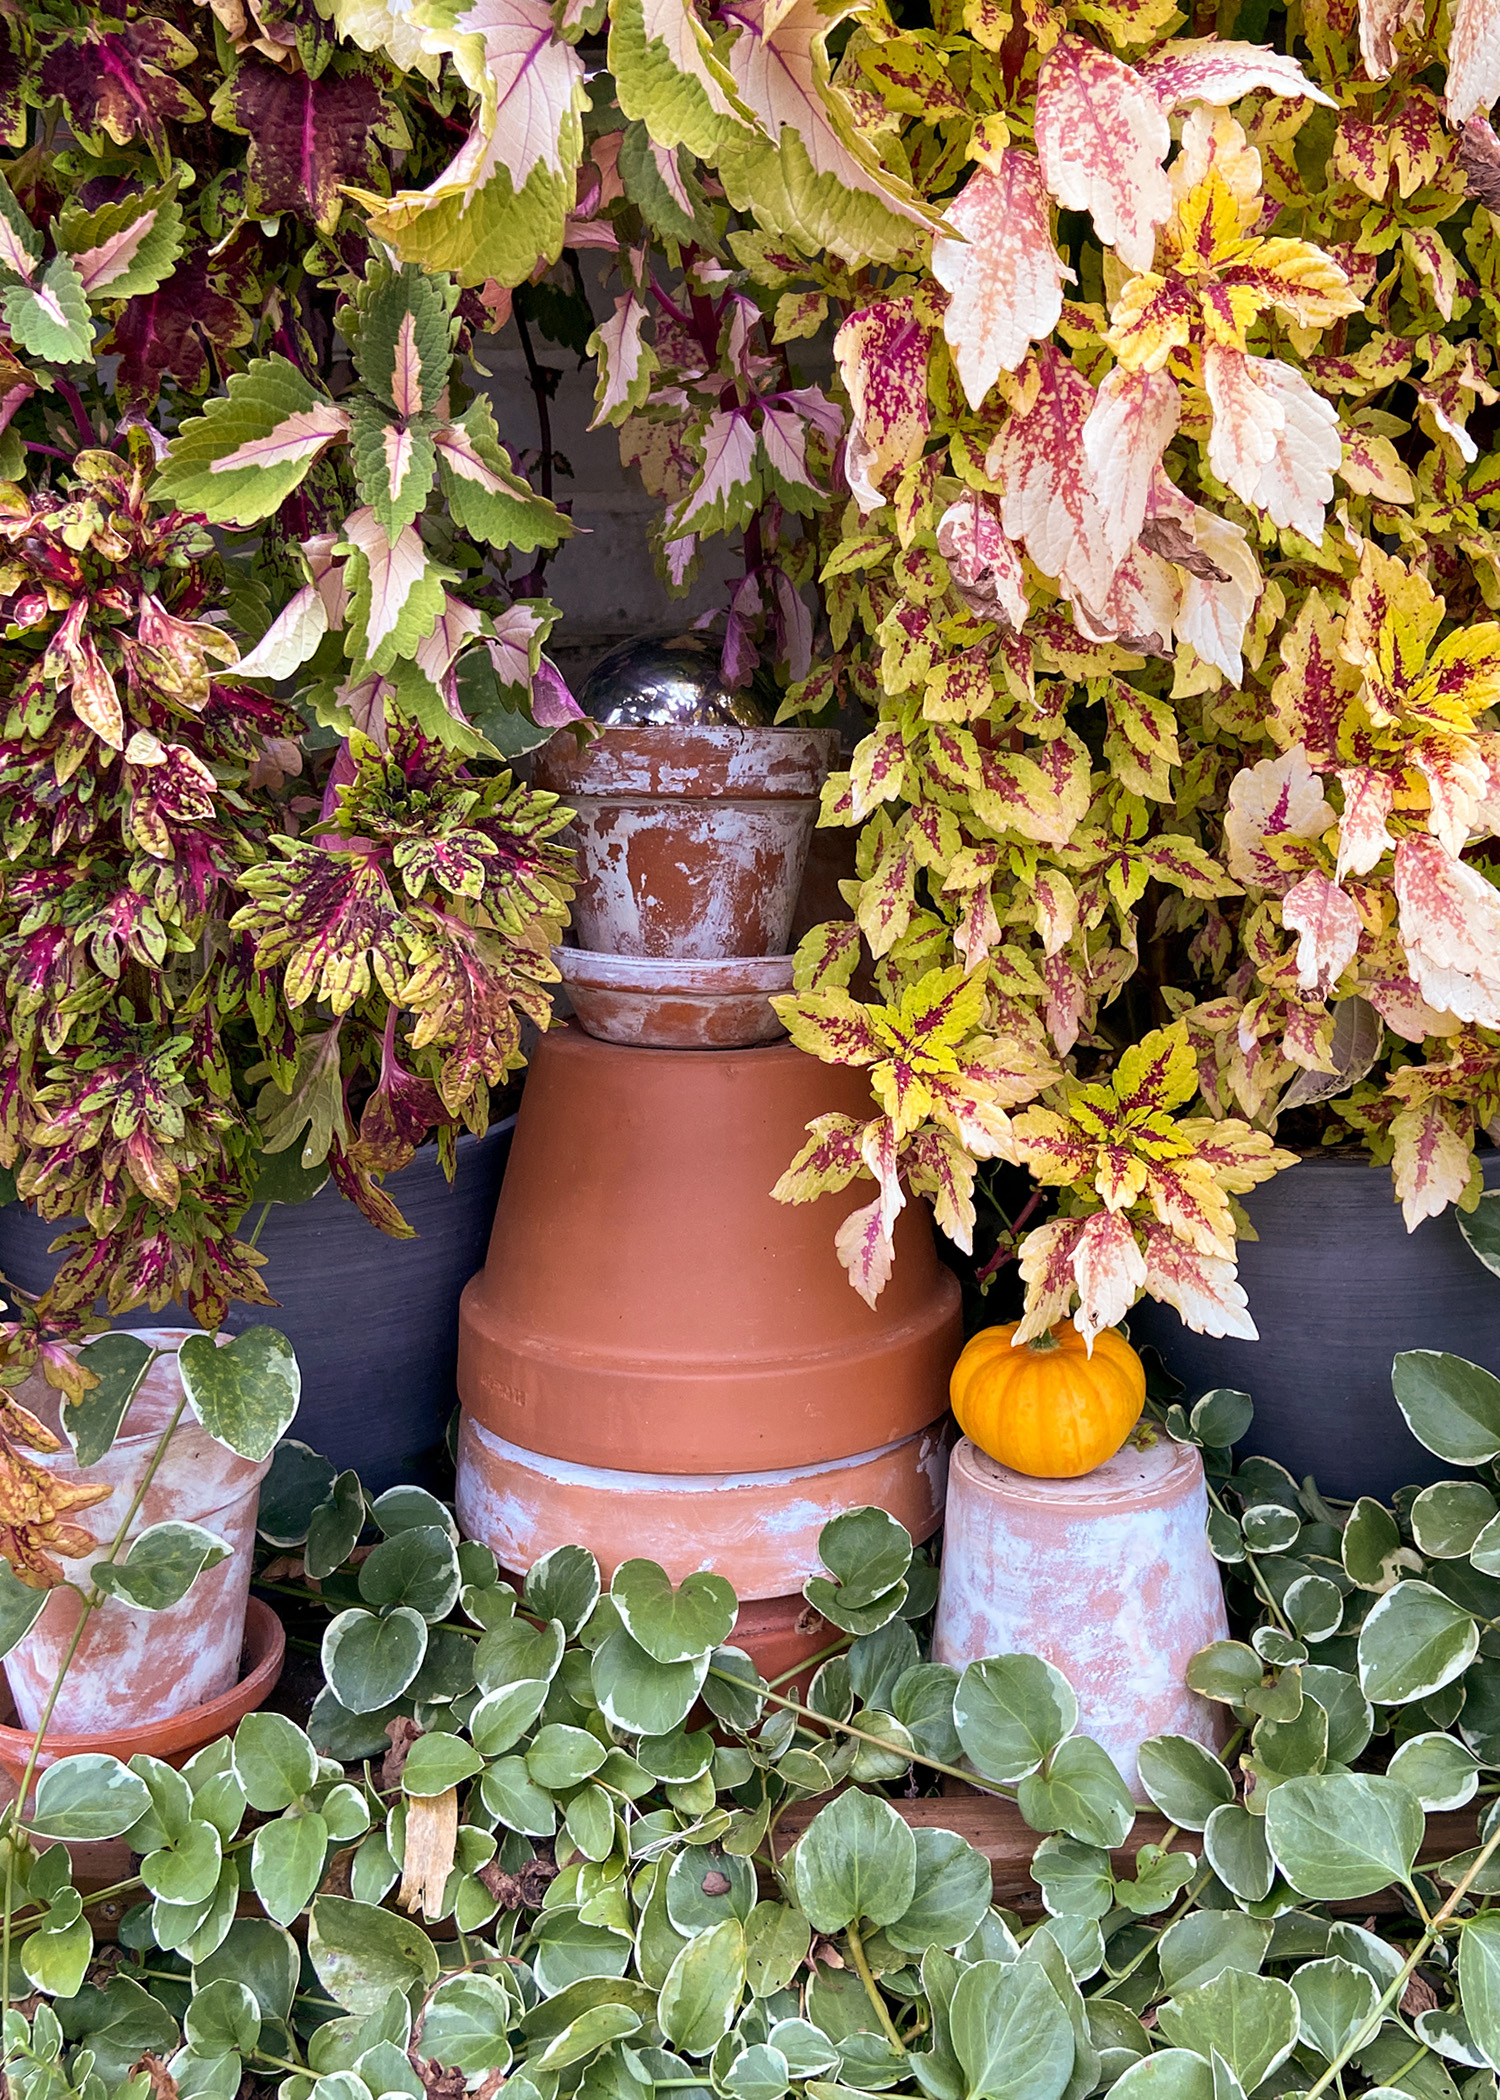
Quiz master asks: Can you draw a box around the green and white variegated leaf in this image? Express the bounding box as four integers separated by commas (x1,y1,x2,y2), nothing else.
56,182,185,299
714,0,939,267
433,397,572,551
234,584,333,682
670,409,762,538
3,251,91,363
340,506,452,673
157,356,352,525
328,0,434,68
350,399,440,536
618,122,712,246
353,260,455,418
609,0,757,159
0,173,41,283
353,0,587,287
588,285,656,428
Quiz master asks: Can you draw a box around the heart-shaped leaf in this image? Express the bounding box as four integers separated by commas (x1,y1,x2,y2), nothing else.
179,1326,301,1462
305,1470,367,1580
94,1522,232,1612
251,1812,329,1926
65,1333,154,1465
257,1441,338,1549
611,1561,737,1665
0,1558,49,1660
323,1605,427,1713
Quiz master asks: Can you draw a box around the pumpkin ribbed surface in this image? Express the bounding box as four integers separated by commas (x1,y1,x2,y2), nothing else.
949,1320,1146,1478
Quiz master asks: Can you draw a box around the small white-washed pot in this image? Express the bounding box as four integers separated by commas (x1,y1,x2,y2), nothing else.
4,1329,272,1735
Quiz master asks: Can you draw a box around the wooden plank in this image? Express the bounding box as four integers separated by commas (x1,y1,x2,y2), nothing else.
772,1791,1481,1914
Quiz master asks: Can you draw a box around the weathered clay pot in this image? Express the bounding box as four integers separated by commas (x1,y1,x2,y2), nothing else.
3,1331,273,1736
555,947,794,1049
0,1121,515,1492
0,1595,285,1784
1128,1149,1500,1502
533,727,835,959
455,1413,949,1598
457,1024,963,1472
932,1434,1229,1801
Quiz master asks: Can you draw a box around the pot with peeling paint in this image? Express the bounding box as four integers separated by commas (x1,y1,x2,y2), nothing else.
932,1432,1230,1801
3,1330,274,1738
534,725,836,960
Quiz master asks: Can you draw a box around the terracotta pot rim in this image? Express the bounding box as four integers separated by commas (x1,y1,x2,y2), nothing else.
952,1431,1204,1513
465,1412,941,1490
536,724,835,800
554,947,795,992
0,1594,285,1779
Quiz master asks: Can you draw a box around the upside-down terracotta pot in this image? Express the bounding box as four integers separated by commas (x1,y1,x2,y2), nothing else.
457,1024,963,1472
533,726,835,959
932,1434,1229,1801
455,1414,950,1599
554,947,794,1050
4,1331,274,1737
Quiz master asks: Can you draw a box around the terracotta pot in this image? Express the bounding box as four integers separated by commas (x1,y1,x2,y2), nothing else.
555,947,793,1049
533,726,836,959
1128,1149,1500,1503
730,1595,839,1691
4,1331,273,1736
0,1595,285,1785
456,1411,949,1600
0,1122,516,1493
457,1024,963,1472
932,1434,1229,1801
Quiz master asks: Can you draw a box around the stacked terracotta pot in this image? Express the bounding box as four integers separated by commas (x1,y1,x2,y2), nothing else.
455,672,962,1674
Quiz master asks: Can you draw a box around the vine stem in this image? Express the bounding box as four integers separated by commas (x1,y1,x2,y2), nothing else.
845,1920,907,2055
1303,1817,1500,2099
2,1374,183,2020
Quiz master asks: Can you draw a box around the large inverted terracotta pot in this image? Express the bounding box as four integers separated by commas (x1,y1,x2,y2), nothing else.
533,727,836,959
457,1024,963,1472
932,1434,1229,1801
455,1413,949,1598
1128,1149,1500,1503
3,1331,273,1736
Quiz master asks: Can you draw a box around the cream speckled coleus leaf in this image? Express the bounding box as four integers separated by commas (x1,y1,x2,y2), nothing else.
56,181,184,299
155,356,352,526
1034,36,1170,275
1392,1098,1475,1230
1202,344,1342,543
932,152,1073,411
715,0,939,267
936,492,1028,630
1081,367,1179,573
986,344,1112,609
1222,748,1334,890
1140,1220,1257,1339
235,584,333,683
835,296,931,513
1358,0,1425,76
350,0,586,286
1394,834,1500,1028
1281,870,1361,1000
1447,0,1500,120
609,0,757,158
1136,38,1335,112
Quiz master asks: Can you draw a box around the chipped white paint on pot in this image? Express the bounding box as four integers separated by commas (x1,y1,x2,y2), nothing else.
932,1435,1229,1800
554,946,793,1048
534,726,836,959
455,1413,950,1599
4,1329,272,1735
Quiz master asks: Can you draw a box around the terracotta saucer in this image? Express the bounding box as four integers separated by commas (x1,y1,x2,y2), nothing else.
554,946,794,1048
0,1594,286,1785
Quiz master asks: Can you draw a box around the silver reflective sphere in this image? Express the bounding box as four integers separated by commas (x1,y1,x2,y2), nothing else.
577,635,767,727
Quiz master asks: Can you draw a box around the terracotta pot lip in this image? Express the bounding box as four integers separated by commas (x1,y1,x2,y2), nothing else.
535,723,835,798
952,1431,1204,1513
554,946,794,992
465,1410,944,1492
541,1017,818,1067
0,1595,285,1777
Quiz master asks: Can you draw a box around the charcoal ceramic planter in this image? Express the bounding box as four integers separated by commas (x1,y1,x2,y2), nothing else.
1128,1149,1500,1503
0,1121,515,1491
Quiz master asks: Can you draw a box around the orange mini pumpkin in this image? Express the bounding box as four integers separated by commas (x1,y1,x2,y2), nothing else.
949,1321,1146,1478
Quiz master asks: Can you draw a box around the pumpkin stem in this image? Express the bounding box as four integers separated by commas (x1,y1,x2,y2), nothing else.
1025,1331,1064,1354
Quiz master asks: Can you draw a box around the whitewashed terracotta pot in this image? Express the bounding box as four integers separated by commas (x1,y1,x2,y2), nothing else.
932,1434,1230,1800
4,1329,272,1735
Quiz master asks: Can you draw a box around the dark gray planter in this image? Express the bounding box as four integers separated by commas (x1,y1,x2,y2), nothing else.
0,1121,515,1493
1128,1150,1500,1504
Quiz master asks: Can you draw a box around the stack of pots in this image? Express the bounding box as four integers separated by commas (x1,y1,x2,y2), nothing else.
454,647,963,1675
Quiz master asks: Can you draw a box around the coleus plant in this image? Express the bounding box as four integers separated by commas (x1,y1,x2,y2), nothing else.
0,456,574,1340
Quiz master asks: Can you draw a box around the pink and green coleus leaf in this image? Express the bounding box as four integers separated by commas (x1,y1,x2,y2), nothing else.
349,399,440,537
670,409,761,537
609,0,756,159
56,181,184,300
0,173,41,285
434,397,572,552
155,355,352,526
2,253,92,364
340,507,454,674
714,0,938,267
354,261,456,419
353,0,587,286
589,287,657,427
932,151,1073,412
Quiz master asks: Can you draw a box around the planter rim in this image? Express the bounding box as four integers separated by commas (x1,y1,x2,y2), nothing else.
554,946,794,991
951,1430,1206,1513
535,723,836,800
0,1594,284,1778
